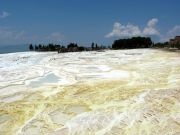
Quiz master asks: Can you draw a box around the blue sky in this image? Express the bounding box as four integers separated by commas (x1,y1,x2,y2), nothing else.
0,0,180,46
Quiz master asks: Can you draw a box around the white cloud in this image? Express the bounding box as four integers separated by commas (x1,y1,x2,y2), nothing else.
0,28,25,40
0,27,28,44
160,25,180,41
47,32,64,42
105,22,141,38
143,18,159,36
147,18,158,27
0,11,10,19
105,18,160,38
167,25,180,36
0,27,65,45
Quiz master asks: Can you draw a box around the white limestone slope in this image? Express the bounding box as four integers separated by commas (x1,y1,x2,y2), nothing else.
0,49,180,135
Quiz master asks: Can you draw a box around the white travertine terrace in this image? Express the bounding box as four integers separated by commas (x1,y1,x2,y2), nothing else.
0,49,180,135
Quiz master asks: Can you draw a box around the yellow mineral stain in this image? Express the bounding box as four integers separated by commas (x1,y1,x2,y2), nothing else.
0,49,179,135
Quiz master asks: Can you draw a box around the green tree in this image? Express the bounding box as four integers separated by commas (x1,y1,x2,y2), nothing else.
29,44,34,50
95,44,98,49
112,37,153,49
91,42,94,50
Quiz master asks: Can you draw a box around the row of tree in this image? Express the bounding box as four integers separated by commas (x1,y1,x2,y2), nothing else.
29,43,64,51
170,43,180,49
151,42,169,48
112,37,152,49
152,42,180,49
29,43,108,53
29,36,180,52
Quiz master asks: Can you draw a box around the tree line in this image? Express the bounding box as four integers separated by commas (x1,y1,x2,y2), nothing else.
29,36,180,52
112,37,152,49
152,42,180,49
29,43,108,53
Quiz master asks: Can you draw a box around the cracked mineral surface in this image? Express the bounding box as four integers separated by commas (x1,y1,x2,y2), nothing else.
0,49,180,135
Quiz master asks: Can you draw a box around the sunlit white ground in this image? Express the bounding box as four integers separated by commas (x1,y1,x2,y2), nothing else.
0,49,180,135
